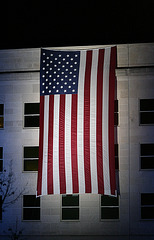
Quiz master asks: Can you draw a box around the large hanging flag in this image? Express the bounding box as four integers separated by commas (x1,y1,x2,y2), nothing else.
37,46,117,196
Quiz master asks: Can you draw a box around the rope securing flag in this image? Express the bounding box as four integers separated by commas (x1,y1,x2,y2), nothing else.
37,46,117,196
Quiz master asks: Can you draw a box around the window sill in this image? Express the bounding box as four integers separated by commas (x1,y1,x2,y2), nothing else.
23,127,39,129
100,219,120,222
140,219,154,221
139,169,154,171
61,219,80,222
139,124,154,126
22,220,41,222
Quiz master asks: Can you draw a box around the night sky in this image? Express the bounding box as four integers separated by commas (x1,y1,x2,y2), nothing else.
0,1,154,50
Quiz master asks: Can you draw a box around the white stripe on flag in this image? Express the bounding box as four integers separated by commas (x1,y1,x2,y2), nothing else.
90,49,98,194
53,95,60,194
102,47,111,195
65,94,73,194
77,50,87,194
42,95,49,195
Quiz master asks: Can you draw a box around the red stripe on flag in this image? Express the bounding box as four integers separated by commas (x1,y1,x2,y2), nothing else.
59,94,66,194
47,95,54,194
109,47,116,195
37,96,45,196
84,50,92,193
71,94,79,193
96,49,105,194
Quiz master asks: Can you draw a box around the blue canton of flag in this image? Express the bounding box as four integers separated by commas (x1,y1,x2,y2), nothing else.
40,49,80,95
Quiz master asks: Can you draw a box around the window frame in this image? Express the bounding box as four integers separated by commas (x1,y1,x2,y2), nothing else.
140,193,154,220
100,195,120,221
23,146,39,172
0,147,3,172
0,104,4,129
61,194,80,222
23,102,40,128
140,143,154,170
22,195,41,221
139,99,154,126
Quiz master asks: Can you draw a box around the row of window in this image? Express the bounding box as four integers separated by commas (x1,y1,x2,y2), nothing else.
0,101,118,129
0,195,119,221
1,194,154,221
0,145,118,172
23,102,114,126
1,99,154,129
1,143,154,172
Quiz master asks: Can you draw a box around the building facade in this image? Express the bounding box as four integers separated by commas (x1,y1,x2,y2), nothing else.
0,43,154,240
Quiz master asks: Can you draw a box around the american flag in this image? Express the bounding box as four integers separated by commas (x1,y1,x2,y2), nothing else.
37,47,117,196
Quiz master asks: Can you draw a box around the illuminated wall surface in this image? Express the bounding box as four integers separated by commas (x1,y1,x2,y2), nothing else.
0,43,154,240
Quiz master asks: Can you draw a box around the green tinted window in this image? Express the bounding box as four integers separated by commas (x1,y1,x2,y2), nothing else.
23,195,40,221
24,147,39,171
24,103,39,127
141,193,154,219
140,99,154,125
140,144,154,169
62,195,79,221
101,195,119,220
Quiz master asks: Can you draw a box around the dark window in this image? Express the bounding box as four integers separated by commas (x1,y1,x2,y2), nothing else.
23,195,40,220
140,99,154,125
24,103,40,127
24,147,39,171
0,104,4,129
62,195,79,221
141,193,154,219
140,144,154,169
0,195,2,220
114,100,119,126
115,144,119,170
0,147,3,172
101,195,119,220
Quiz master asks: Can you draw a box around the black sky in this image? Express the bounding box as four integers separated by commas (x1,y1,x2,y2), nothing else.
0,1,154,49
